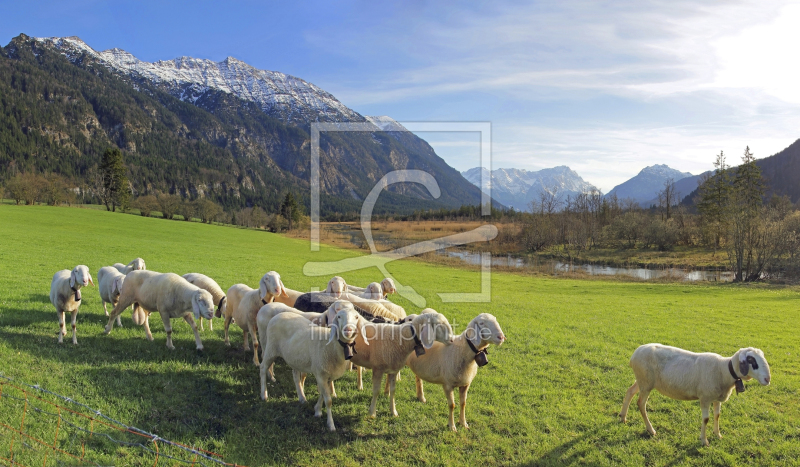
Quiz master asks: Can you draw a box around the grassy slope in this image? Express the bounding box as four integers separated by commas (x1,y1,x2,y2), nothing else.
0,205,799,466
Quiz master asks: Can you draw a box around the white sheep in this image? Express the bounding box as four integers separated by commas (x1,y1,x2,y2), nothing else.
358,282,383,300
259,301,368,431
97,266,125,328
50,265,93,345
406,312,506,431
182,273,227,331
348,277,397,299
256,301,342,383
113,257,146,275
619,343,772,446
104,270,215,350
224,272,290,365
350,311,454,418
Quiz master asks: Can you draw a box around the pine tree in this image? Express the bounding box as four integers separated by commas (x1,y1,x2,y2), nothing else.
280,192,301,230
696,151,733,254
98,147,129,212
728,146,765,281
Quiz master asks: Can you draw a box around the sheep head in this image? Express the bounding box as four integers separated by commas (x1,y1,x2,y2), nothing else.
412,311,454,350
327,301,368,347
364,282,383,300
737,347,771,386
128,258,146,271
381,278,397,296
259,271,287,302
325,276,347,298
466,313,506,348
70,265,93,288
191,289,215,320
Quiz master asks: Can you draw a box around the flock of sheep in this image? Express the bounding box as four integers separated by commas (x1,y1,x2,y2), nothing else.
49,259,772,444
49,259,505,432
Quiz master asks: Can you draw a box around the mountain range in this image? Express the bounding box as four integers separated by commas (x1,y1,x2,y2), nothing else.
461,166,598,211
0,34,485,216
605,164,694,207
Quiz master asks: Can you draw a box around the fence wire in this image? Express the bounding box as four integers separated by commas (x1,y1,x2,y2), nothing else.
0,374,247,467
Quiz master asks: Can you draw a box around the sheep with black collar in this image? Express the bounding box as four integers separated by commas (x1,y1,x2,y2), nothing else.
259,301,367,431
50,265,93,345
619,343,771,446
406,312,506,431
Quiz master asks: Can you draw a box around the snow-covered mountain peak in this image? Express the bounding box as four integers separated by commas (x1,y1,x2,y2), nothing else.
35,36,365,123
366,116,408,132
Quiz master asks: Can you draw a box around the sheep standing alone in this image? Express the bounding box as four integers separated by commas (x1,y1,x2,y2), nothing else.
619,343,771,446
259,301,367,431
97,266,125,328
50,265,93,345
406,313,506,431
349,311,454,418
182,273,227,331
224,272,289,365
104,271,215,350
113,258,146,275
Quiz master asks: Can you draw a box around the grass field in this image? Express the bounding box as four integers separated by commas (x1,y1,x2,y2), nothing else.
1,205,799,466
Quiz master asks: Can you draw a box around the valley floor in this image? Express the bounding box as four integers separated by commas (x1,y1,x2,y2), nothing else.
0,204,798,466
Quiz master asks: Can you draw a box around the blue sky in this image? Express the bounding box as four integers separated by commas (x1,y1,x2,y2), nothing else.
4,0,800,191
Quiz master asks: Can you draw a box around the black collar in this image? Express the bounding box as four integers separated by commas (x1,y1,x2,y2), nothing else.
338,339,357,360
407,324,426,356
71,286,81,301
262,297,269,305
467,337,489,367
728,359,745,394
215,296,226,318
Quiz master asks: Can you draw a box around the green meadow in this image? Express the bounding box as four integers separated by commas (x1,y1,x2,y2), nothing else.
0,205,799,466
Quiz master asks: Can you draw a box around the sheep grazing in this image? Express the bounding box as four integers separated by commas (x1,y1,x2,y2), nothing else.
224,272,288,365
113,257,146,275
406,312,506,431
104,271,215,350
182,273,227,331
619,344,772,446
350,311,454,418
260,301,368,431
97,266,126,328
50,265,93,345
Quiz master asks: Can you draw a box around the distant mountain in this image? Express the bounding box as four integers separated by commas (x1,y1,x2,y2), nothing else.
462,166,598,211
605,165,694,206
681,139,800,205
0,34,486,215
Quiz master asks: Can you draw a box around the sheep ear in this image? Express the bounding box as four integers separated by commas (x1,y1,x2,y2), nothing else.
192,294,201,319
88,274,94,286
112,277,121,295
259,276,268,302
327,324,338,345
468,320,481,347
420,323,435,349
360,322,369,345
739,351,750,376
280,280,289,298
70,270,76,288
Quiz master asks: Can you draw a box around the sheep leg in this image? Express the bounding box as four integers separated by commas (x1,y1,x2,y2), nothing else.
57,311,66,344
242,330,250,351
415,375,426,403
292,372,307,404
103,301,108,316
110,299,122,327
713,401,722,439
620,381,639,422
208,318,213,331
329,380,337,399
458,384,470,428
317,375,336,431
182,314,203,351
384,375,390,395
444,386,457,431
70,311,78,345
105,299,130,334
637,389,655,436
700,401,711,446
368,370,384,418
143,313,153,341
357,365,364,391
200,317,205,331
223,313,233,346
162,314,175,350
387,373,398,417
